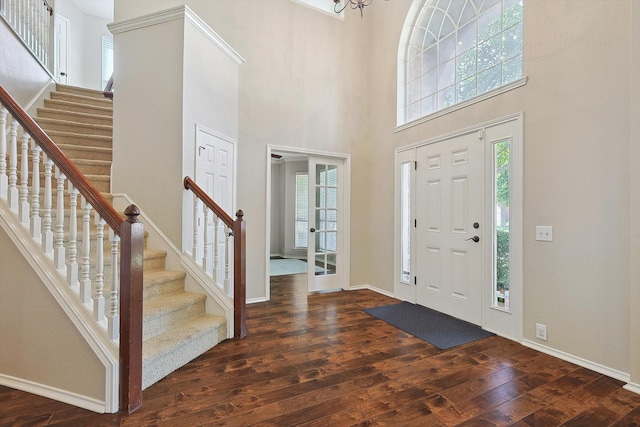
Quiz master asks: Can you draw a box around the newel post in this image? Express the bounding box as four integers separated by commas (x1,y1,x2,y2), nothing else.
119,204,144,413
233,209,246,339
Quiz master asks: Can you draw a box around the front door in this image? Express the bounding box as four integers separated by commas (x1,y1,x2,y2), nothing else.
307,156,344,292
415,131,484,325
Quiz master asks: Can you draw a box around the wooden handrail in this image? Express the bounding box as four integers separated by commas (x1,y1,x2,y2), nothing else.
0,85,121,233
0,84,144,413
183,176,246,339
103,75,113,100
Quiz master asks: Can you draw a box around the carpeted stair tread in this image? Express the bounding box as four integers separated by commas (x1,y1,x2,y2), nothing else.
46,131,112,148
143,292,206,319
143,292,207,341
43,98,112,116
36,108,113,126
142,314,226,389
50,91,114,108
56,84,109,99
34,117,112,137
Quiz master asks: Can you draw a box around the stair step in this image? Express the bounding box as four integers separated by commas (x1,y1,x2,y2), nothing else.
47,130,112,149
50,91,114,108
35,117,113,137
142,314,226,389
144,269,187,300
143,292,207,341
57,143,112,162
56,84,110,100
37,107,113,127
43,98,112,116
143,249,168,271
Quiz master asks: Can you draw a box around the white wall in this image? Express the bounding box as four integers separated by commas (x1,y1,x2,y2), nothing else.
363,0,632,376
0,227,106,406
270,161,284,256
114,0,369,300
0,19,53,106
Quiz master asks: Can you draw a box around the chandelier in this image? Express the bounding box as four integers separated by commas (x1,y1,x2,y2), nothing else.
334,0,377,18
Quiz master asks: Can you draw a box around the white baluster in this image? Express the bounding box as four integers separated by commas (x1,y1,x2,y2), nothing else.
203,206,212,273
94,215,106,324
0,108,7,199
192,194,200,263
7,119,18,212
213,216,221,283
108,230,120,341
42,154,53,257
79,199,92,305
53,168,66,272
18,131,29,224
67,184,79,290
224,225,231,294
30,141,41,242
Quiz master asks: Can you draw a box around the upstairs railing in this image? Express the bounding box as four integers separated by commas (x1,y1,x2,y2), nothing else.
0,0,53,71
0,85,144,413
103,75,113,100
183,176,246,339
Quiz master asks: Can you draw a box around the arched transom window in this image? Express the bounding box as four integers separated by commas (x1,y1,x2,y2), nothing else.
402,0,524,124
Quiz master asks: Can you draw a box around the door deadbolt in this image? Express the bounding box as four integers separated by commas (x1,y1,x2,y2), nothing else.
473,222,480,229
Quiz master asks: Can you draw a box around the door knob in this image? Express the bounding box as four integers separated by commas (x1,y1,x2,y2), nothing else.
466,236,480,242
310,228,316,233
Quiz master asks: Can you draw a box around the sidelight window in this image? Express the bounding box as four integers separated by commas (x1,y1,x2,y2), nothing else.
493,139,510,310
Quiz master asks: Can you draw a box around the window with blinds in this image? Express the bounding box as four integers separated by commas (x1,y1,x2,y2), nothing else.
101,35,113,91
294,172,309,248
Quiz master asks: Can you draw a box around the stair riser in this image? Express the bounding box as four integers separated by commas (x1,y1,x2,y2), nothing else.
143,299,206,341
37,109,113,126
50,92,113,108
58,146,112,162
43,99,112,117
36,120,113,137
144,253,167,272
29,174,110,193
144,278,185,301
49,133,112,149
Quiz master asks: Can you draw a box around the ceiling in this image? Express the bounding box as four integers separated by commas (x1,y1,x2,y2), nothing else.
71,0,113,20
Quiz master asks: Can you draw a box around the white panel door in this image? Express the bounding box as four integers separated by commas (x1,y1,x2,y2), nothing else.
195,126,235,284
55,15,69,85
307,156,344,292
416,132,484,325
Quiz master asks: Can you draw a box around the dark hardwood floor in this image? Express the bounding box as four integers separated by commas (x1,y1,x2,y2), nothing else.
2,274,640,426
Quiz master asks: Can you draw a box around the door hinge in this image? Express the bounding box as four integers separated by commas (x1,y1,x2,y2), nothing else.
414,219,417,228
414,160,417,170
414,276,417,285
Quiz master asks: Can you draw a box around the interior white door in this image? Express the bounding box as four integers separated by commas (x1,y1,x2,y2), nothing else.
307,156,344,292
55,14,69,85
195,126,235,284
415,132,484,325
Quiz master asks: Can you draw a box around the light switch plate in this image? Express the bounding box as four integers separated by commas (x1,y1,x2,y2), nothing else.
536,226,553,242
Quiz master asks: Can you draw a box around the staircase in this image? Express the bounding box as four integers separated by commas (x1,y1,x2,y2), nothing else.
33,84,227,389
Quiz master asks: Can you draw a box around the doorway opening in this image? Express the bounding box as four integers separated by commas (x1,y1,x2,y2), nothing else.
266,146,351,301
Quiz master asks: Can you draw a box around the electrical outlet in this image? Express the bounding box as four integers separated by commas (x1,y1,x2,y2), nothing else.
536,226,553,242
535,323,548,341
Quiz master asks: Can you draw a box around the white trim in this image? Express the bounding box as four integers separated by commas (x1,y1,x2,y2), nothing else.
396,77,528,132
523,339,630,384
0,374,107,413
624,382,640,395
108,5,245,64
291,0,345,19
247,296,268,304
349,284,396,299
0,199,119,413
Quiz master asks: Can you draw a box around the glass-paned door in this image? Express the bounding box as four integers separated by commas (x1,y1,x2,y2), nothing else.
308,156,344,291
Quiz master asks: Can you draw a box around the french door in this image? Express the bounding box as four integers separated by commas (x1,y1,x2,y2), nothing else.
415,132,484,325
307,156,344,292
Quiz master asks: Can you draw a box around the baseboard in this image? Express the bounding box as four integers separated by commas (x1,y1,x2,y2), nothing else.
348,284,396,299
247,296,268,304
522,339,630,383
624,382,640,395
0,373,106,413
